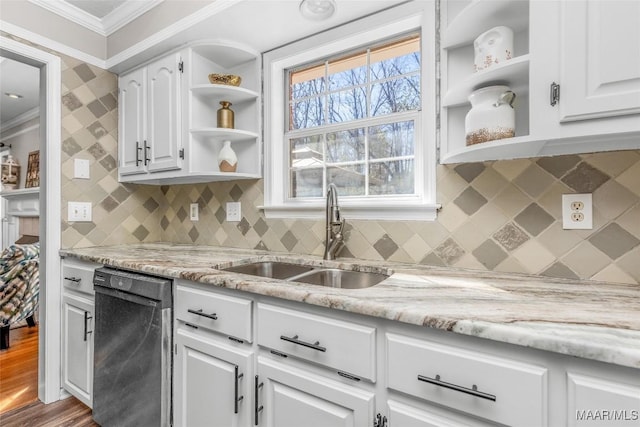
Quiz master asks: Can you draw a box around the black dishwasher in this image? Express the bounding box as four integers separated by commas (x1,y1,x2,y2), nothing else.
92,267,173,427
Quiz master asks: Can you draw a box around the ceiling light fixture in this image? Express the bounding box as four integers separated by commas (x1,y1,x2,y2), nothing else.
299,0,336,21
4,92,23,99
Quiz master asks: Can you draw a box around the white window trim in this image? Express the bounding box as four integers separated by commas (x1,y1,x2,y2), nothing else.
262,1,438,221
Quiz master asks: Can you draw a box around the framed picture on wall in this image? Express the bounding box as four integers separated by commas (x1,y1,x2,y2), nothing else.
25,150,40,188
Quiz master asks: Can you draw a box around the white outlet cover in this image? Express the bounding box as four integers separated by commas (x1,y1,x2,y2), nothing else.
226,202,241,222
562,194,592,230
68,201,92,222
190,203,199,221
74,158,90,179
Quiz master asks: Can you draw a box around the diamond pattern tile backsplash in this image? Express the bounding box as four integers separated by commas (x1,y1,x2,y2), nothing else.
156,151,640,285
10,35,638,285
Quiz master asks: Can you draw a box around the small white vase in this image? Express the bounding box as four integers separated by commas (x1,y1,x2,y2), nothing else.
218,140,238,172
465,85,516,146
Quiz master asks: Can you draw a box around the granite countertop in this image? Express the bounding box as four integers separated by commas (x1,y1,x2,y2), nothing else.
60,243,640,369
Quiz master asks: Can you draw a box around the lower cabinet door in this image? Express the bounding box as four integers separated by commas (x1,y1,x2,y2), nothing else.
62,294,94,407
388,399,494,427
174,327,253,427
256,356,375,427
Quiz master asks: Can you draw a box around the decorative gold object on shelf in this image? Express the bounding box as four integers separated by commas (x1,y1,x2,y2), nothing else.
208,73,242,86
217,101,235,129
1,154,20,190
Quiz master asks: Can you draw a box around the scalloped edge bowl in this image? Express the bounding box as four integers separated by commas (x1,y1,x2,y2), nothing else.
208,74,242,86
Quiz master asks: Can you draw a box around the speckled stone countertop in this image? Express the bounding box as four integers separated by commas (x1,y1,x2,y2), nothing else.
60,243,640,369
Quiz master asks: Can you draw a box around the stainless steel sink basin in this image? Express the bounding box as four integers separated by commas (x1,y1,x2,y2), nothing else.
223,261,315,279
223,261,389,289
291,269,389,289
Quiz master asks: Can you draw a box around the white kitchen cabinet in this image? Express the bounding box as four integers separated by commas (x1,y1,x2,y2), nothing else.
173,277,640,427
118,41,262,184
61,258,100,408
387,399,495,427
61,294,93,407
256,356,375,427
118,52,184,179
174,327,253,427
440,0,640,164
556,1,640,123
567,372,640,427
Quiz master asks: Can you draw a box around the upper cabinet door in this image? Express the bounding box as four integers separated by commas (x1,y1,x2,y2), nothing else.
118,68,145,176
146,53,183,173
559,0,640,122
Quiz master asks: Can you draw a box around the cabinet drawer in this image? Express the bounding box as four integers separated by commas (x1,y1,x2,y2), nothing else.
62,259,100,296
176,285,252,342
386,333,548,426
257,303,376,381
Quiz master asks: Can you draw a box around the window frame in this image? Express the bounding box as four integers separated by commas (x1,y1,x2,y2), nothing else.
262,2,438,220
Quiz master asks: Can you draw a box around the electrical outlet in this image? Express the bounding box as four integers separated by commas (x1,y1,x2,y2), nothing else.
226,202,241,222
562,194,592,230
190,203,199,221
68,202,92,222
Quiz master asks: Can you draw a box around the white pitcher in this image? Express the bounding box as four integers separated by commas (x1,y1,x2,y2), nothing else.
465,85,516,146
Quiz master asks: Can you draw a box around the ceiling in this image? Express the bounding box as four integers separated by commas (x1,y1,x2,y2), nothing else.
27,0,164,36
0,57,40,130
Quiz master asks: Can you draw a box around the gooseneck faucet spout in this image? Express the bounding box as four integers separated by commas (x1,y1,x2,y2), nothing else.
324,184,346,260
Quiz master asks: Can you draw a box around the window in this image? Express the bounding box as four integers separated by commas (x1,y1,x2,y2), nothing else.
263,2,437,220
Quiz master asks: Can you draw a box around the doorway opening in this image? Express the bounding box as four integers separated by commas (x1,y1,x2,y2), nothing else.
0,35,63,407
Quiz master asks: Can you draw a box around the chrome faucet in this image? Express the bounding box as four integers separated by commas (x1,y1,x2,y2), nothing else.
324,183,345,260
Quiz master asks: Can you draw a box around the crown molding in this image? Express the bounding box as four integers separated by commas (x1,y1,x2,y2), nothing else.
105,0,243,71
0,21,107,68
1,107,40,134
27,0,164,36
101,0,165,35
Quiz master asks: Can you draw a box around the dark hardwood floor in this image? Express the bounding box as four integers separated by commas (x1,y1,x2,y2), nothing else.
0,325,98,426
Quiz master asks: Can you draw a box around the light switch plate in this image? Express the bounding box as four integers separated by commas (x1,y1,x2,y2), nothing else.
74,158,90,179
68,201,92,222
190,203,199,221
226,202,241,222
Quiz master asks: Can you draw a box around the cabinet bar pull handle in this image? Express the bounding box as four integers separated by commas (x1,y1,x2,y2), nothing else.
417,374,496,401
64,276,81,283
135,141,142,166
184,322,198,329
187,308,218,320
254,375,264,425
83,311,92,342
144,140,150,166
280,334,326,352
228,336,244,344
337,371,361,382
234,365,244,414
550,82,560,106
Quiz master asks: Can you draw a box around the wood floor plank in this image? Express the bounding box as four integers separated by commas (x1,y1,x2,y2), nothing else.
0,325,39,413
0,325,98,426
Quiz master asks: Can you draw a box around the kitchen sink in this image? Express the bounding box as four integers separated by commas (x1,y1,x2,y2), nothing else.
222,261,389,289
222,261,315,279
291,269,389,289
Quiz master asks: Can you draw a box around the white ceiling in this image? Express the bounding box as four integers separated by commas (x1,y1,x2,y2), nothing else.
0,57,40,130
